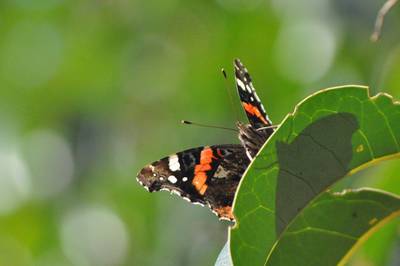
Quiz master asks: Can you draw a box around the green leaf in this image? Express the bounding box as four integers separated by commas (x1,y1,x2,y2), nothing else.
229,86,400,265
216,189,400,266
266,189,400,266
350,160,400,265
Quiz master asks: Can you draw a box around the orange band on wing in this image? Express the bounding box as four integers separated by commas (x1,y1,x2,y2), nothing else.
242,102,269,125
192,147,216,195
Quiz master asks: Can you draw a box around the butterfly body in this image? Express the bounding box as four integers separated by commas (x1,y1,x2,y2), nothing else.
137,59,274,221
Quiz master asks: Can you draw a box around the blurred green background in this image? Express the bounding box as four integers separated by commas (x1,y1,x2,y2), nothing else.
0,0,399,265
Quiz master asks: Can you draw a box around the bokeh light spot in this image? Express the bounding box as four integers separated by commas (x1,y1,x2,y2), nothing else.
0,148,31,215
23,129,74,199
274,20,337,84
271,0,332,20
60,206,129,266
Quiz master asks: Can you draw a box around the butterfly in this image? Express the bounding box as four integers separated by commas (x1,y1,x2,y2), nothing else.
136,59,275,221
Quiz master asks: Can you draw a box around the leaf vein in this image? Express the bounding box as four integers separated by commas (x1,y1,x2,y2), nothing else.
286,227,358,240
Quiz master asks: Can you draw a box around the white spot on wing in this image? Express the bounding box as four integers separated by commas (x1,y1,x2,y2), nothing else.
168,175,178,184
182,177,188,182
137,179,150,192
245,85,252,93
236,78,246,91
171,190,181,196
168,155,181,171
219,216,233,221
249,82,255,91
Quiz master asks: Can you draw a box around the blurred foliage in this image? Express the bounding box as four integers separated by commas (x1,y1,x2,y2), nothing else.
0,0,399,265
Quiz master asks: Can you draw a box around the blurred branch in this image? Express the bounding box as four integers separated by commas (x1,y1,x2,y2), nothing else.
371,0,398,42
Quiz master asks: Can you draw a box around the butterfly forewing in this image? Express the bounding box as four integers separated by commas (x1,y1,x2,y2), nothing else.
234,58,272,129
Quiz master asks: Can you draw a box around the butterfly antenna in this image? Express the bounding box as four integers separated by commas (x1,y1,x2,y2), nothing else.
181,120,238,132
221,68,240,123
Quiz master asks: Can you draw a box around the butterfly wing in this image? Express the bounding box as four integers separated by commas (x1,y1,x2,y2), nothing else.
137,144,249,220
234,59,275,159
234,58,273,129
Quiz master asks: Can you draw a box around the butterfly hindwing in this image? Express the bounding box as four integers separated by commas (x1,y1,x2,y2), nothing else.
234,58,272,129
137,144,250,220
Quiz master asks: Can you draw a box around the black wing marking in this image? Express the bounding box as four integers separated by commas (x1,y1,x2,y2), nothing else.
136,144,249,220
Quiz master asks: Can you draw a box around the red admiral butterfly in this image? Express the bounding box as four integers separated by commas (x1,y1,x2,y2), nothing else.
137,59,275,221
